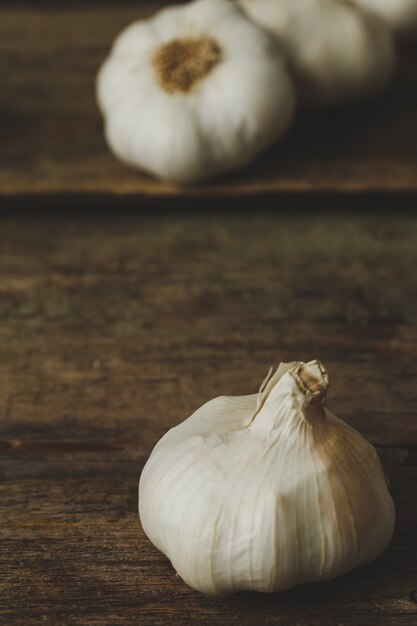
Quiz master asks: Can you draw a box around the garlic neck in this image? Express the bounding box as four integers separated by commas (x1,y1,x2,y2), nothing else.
250,360,329,436
292,360,329,406
153,37,222,94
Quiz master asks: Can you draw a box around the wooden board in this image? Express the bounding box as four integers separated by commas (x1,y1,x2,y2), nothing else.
1,1,417,622
1,212,417,624
1,3,417,199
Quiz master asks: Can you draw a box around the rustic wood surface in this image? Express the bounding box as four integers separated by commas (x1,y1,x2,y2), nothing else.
1,2,417,198
1,211,417,624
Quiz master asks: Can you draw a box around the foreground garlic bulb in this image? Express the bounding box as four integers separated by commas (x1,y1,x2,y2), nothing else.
139,360,395,596
239,0,395,106
352,0,417,35
96,0,295,184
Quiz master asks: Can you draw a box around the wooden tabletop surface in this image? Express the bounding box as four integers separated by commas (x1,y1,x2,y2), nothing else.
1,210,416,625
1,1,417,625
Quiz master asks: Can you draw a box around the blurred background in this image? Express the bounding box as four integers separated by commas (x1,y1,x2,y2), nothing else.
2,0,417,196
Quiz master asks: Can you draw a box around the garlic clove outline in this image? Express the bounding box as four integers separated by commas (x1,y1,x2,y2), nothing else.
139,360,395,596
96,0,296,184
238,0,396,106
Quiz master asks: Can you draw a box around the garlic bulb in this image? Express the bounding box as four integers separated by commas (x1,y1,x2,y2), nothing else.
139,360,395,596
238,0,395,106
96,0,295,184
352,0,417,35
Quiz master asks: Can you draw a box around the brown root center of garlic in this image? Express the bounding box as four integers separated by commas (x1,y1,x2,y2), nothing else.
153,37,222,93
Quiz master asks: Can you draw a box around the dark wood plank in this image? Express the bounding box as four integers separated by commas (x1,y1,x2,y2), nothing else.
1,210,417,624
0,211,416,453
0,212,416,449
1,4,417,197
1,457,416,626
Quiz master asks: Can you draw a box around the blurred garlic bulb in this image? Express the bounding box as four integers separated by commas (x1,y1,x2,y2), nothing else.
96,0,295,184
352,0,417,35
139,360,395,596
239,0,395,106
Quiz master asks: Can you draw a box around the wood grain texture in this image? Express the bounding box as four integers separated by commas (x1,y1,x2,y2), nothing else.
1,211,417,624
1,3,417,198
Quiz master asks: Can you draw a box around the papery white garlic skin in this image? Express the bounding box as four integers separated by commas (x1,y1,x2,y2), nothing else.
139,361,395,596
96,0,295,184
238,0,395,106
352,0,417,35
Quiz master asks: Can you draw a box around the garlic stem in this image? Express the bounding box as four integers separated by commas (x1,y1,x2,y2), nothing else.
292,360,329,404
250,360,329,435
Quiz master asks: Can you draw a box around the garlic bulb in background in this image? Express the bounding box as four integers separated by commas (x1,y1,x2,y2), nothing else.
96,0,295,184
239,0,395,106
139,360,395,596
352,0,417,35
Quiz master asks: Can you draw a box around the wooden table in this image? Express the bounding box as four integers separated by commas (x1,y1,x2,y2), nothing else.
1,2,417,625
